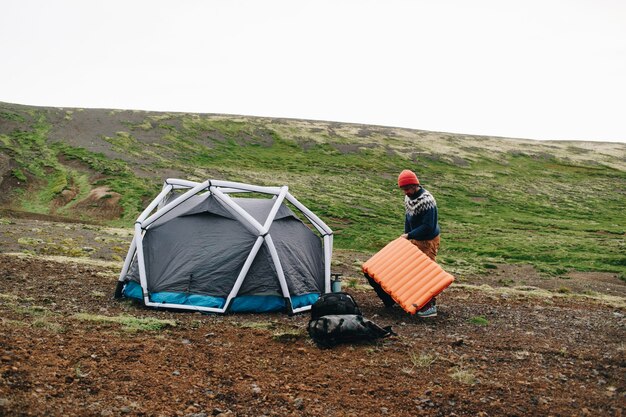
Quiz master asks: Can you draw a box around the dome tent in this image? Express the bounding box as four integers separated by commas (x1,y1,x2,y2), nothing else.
115,178,333,314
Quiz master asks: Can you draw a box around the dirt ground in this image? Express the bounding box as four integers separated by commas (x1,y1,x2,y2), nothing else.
0,214,624,416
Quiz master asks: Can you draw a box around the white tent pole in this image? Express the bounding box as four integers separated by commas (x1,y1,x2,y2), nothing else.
264,234,292,301
329,233,334,257
284,193,333,235
164,178,201,188
260,185,289,235
142,301,225,313
220,188,253,194
223,236,265,309
210,186,265,235
134,223,150,304
210,179,281,195
323,234,332,293
141,180,210,228
136,184,173,225
117,236,137,281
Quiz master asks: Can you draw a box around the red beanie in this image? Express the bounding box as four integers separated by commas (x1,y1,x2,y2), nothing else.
398,170,419,187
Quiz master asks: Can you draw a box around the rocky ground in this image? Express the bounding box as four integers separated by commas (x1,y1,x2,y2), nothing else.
0,213,624,416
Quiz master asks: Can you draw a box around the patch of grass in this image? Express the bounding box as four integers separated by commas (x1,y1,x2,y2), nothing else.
497,278,515,287
272,328,305,342
403,351,438,375
0,111,26,122
234,321,276,330
346,278,359,289
0,293,19,301
449,367,478,385
409,352,437,370
513,350,531,360
468,316,489,326
32,318,65,333
12,168,27,181
103,131,143,156
37,242,90,258
56,171,92,214
1,318,29,327
17,237,45,246
73,313,176,331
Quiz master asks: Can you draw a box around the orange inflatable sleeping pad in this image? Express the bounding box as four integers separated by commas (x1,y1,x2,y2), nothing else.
362,237,455,314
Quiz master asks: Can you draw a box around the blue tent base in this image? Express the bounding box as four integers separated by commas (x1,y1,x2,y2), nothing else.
122,281,319,313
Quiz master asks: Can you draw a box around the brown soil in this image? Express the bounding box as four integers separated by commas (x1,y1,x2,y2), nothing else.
0,215,624,417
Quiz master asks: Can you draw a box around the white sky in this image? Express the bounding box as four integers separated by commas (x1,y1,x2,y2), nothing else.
1,0,625,143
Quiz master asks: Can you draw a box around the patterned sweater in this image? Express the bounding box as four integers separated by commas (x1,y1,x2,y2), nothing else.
404,186,440,241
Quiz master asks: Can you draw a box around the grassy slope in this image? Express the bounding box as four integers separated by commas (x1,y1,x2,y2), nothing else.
1,102,625,278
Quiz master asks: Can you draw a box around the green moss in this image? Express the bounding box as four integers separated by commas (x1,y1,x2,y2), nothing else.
469,316,489,326
0,111,26,122
103,131,142,156
12,168,27,181
73,313,177,331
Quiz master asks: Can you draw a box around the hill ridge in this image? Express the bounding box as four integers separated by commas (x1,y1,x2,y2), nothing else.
1,101,625,278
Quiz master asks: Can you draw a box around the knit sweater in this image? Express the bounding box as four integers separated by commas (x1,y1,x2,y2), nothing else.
404,186,440,241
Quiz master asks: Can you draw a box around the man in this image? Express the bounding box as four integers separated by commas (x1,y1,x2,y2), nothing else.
367,169,441,317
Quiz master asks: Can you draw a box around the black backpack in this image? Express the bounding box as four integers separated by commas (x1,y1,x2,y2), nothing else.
308,314,395,348
308,292,394,348
310,292,361,319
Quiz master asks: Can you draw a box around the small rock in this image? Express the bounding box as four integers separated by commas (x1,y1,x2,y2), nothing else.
185,412,207,417
172,370,180,376
451,338,464,347
293,398,304,409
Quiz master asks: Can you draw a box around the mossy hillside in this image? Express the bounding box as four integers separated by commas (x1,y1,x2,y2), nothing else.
1,104,624,278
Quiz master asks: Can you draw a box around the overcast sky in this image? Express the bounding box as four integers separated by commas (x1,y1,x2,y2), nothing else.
1,0,625,143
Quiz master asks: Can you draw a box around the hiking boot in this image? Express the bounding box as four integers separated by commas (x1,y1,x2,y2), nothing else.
416,300,437,318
